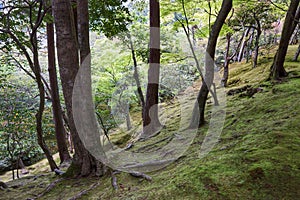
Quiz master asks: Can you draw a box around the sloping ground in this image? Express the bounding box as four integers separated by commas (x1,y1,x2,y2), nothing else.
1,46,300,200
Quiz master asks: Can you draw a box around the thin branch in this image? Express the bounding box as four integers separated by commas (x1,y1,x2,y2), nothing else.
11,57,36,80
181,0,190,35
0,28,34,71
203,8,217,18
269,0,288,12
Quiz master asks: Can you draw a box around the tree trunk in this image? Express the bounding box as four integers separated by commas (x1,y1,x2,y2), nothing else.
142,0,162,139
293,43,300,61
53,0,103,176
190,0,232,128
222,33,231,87
271,1,300,79
125,103,132,131
290,24,299,44
237,27,251,62
32,31,58,171
246,30,254,63
77,0,105,176
253,23,262,68
47,22,71,164
129,34,145,111
252,17,262,68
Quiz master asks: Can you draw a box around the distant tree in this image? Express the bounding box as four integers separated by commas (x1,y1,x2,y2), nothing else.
231,1,277,68
190,0,232,127
271,1,300,79
222,32,233,87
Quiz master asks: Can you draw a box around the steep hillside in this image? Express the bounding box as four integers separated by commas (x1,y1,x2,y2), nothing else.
1,46,300,200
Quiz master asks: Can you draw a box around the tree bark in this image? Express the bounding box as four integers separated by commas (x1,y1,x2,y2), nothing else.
271,1,300,79
128,34,145,111
237,27,251,62
222,33,231,87
246,29,255,63
53,0,103,176
47,22,71,164
253,19,262,68
142,0,162,138
32,31,58,171
293,43,300,61
190,0,232,128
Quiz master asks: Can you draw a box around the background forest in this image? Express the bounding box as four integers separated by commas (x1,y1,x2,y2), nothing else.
0,0,300,199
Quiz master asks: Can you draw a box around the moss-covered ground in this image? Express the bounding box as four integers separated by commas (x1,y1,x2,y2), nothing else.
1,46,300,200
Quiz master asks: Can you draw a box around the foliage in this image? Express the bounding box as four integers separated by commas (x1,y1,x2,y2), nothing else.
1,45,300,199
89,0,131,38
0,80,43,170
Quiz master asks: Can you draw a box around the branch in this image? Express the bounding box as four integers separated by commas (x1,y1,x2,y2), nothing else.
0,28,34,71
269,0,287,12
10,57,36,80
203,8,218,18
181,0,190,35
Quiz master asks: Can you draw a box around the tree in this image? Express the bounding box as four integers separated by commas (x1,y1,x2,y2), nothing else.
222,32,233,87
47,19,71,164
190,0,232,127
52,0,105,176
231,1,277,68
271,1,300,79
141,0,162,139
0,0,58,171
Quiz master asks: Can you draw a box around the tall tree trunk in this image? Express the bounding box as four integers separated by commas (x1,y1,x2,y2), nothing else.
222,33,231,87
47,22,71,164
237,27,251,62
53,0,103,176
77,0,105,175
190,0,232,128
125,103,132,131
246,30,254,63
142,0,162,139
32,31,58,171
293,43,300,61
271,1,300,79
253,22,262,68
128,33,145,111
290,24,299,44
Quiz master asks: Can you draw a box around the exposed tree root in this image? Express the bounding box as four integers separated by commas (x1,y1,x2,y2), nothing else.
111,170,120,190
130,171,152,181
0,181,8,189
110,170,152,190
68,182,100,200
33,178,65,199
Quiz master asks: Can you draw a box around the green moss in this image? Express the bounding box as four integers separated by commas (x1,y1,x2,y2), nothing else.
1,46,300,199
63,162,81,178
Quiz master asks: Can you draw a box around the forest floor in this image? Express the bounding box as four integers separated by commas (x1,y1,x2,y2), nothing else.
1,46,300,199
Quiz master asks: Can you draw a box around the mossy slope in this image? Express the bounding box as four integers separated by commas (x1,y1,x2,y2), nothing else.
1,46,300,200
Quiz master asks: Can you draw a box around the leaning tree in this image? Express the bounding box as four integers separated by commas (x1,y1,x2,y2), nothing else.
271,0,300,79
191,0,233,127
